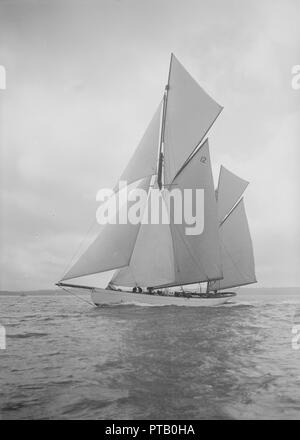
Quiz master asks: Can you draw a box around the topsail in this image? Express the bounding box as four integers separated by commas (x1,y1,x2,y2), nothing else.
163,55,223,184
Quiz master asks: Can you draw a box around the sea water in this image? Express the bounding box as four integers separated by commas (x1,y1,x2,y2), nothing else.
0,288,300,419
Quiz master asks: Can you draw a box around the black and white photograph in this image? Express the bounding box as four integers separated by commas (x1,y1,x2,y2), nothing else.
0,0,299,422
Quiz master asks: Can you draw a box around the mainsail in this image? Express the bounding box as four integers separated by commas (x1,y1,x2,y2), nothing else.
168,139,222,286
111,186,175,287
209,198,256,290
111,140,223,288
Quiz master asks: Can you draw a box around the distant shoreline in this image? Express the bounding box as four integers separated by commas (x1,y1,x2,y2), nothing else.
0,289,72,296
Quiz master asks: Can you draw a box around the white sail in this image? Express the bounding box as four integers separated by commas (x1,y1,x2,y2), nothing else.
62,176,151,281
112,140,223,288
169,139,223,286
59,55,257,296
209,199,256,290
110,266,136,287
163,55,223,184
217,166,249,223
115,101,162,189
111,188,175,287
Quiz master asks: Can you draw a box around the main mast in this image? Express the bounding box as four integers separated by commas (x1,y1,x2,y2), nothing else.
157,53,173,190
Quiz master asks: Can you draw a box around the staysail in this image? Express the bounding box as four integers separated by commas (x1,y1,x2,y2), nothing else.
163,54,223,184
209,198,256,290
217,166,249,223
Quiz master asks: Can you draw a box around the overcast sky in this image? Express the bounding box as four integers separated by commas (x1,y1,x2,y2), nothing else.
0,0,299,290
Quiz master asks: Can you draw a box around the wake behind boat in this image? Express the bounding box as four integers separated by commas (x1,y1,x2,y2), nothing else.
57,54,256,307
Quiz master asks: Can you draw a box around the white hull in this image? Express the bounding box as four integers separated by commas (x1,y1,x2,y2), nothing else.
91,288,236,307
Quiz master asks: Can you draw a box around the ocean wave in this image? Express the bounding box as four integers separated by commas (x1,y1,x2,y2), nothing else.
61,397,113,416
219,302,255,308
7,332,49,339
1,293,300,420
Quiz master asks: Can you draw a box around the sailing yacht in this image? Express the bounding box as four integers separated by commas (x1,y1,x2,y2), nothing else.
57,54,256,306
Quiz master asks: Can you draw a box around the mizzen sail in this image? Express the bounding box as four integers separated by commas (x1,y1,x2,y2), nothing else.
209,198,256,291
217,166,249,223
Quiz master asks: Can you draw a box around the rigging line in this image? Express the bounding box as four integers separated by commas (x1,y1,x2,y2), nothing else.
155,100,165,182
172,104,223,183
157,54,172,188
59,286,95,306
173,137,208,183
165,120,177,185
220,197,244,227
163,53,172,139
